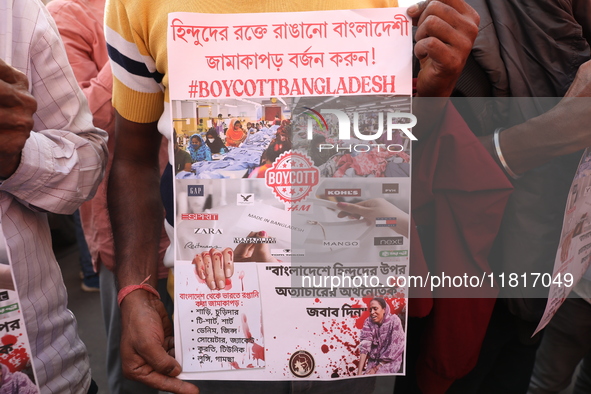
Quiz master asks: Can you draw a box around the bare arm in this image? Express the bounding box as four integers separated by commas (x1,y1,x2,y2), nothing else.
358,353,368,375
410,1,591,175
479,61,591,176
107,112,199,394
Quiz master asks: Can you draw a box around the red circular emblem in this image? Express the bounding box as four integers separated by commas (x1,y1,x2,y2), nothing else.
265,151,319,204
289,350,315,378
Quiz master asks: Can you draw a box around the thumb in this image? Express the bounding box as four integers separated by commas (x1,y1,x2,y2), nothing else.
139,342,183,377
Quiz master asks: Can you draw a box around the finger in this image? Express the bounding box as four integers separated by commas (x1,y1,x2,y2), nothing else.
249,231,275,262
336,202,370,218
251,243,275,262
416,0,477,29
234,231,258,261
210,249,226,289
192,254,206,281
414,35,465,70
0,79,35,112
223,248,234,278
407,1,429,25
415,8,476,48
133,369,200,394
202,251,215,290
336,210,361,219
0,59,26,86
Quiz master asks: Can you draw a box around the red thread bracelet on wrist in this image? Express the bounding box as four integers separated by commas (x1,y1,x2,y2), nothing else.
117,275,161,307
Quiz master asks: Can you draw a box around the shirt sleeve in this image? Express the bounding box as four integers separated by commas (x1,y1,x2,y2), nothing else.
47,1,115,133
359,319,373,355
0,4,108,215
105,0,165,123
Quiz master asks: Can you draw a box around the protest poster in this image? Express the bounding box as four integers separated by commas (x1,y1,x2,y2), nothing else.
534,148,591,335
0,238,40,392
168,7,412,380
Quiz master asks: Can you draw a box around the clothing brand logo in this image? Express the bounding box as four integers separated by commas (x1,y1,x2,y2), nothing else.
237,193,254,206
271,249,305,257
374,237,404,246
234,237,277,244
194,228,223,235
181,213,219,220
376,217,397,227
379,250,408,258
322,240,360,248
382,183,399,194
325,189,361,197
287,204,311,212
188,185,204,196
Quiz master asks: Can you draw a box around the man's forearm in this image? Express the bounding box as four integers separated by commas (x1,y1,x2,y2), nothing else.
485,97,591,176
108,115,164,289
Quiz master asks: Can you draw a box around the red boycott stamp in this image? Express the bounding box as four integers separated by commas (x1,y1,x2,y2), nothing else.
265,151,319,204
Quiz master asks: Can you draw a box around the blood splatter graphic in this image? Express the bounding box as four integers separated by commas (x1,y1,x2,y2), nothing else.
321,344,329,354
252,343,265,361
1,334,16,345
0,334,29,373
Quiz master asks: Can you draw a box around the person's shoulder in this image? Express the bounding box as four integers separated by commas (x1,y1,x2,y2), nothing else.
46,0,82,14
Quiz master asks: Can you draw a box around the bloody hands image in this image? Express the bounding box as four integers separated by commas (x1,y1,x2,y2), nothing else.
192,231,278,290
